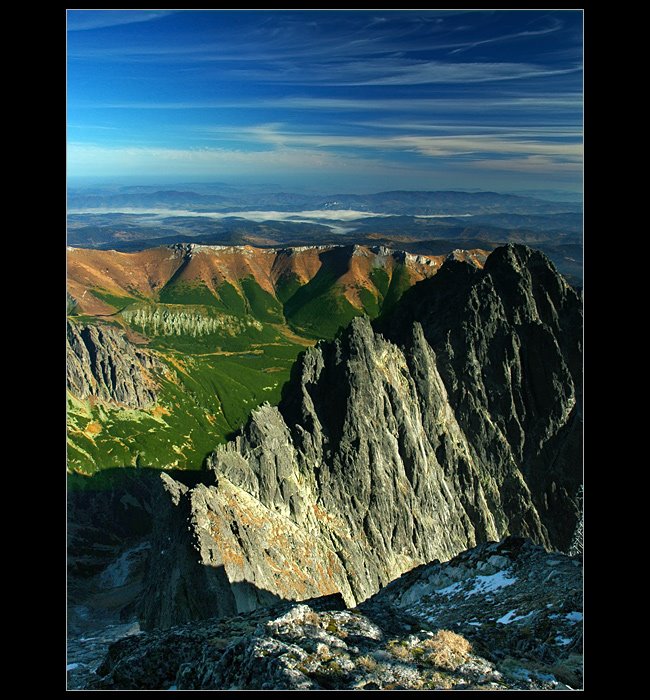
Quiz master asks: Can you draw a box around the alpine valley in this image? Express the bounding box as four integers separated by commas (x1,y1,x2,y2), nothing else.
67,204,583,688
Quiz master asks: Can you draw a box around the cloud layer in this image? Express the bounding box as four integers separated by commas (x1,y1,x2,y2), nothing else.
67,10,583,193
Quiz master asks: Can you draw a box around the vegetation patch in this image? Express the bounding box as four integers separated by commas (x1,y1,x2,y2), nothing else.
241,277,284,323
420,630,472,671
92,289,137,310
159,281,221,307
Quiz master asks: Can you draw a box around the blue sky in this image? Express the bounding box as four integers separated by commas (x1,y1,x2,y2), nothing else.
67,10,583,193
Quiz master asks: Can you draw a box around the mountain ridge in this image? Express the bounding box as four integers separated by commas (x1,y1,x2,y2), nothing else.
68,187,582,216
67,242,488,319
66,243,488,473
129,243,582,629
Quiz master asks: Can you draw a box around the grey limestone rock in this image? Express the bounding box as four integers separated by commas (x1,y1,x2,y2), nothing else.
136,244,582,630
379,244,582,551
66,321,161,408
87,537,582,690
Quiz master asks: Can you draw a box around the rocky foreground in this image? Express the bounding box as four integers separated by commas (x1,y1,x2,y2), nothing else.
83,537,582,690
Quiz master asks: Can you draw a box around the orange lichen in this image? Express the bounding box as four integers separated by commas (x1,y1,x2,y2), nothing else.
151,405,171,418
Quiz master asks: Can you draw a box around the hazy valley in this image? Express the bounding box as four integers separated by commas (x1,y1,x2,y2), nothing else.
67,187,583,285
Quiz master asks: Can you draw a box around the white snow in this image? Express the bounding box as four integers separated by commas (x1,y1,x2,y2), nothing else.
466,570,517,597
467,621,482,627
496,609,518,625
555,636,571,646
565,611,583,623
496,609,533,625
434,570,516,598
66,663,81,671
436,581,463,596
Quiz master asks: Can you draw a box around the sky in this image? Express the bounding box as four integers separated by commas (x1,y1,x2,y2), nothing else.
67,10,583,194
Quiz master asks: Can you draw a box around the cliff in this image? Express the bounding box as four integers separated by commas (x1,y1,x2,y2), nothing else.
66,321,161,408
135,244,582,629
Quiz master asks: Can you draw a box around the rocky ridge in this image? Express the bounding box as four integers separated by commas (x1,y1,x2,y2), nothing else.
121,305,262,338
136,244,582,629
66,321,162,408
84,537,582,690
378,243,582,551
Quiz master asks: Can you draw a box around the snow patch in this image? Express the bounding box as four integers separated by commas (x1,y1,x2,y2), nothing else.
467,570,517,597
565,611,582,623
436,581,463,596
496,609,533,625
67,663,81,671
496,609,518,625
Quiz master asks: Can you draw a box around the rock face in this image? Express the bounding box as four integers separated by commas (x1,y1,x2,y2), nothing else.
136,244,582,629
121,305,262,338
378,243,582,551
86,537,582,690
66,321,161,408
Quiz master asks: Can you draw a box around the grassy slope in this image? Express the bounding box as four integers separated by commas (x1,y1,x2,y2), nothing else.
283,265,361,340
67,343,298,474
67,276,307,474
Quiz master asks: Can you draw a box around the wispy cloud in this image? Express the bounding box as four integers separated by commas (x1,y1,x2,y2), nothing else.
300,95,582,111
66,207,395,223
67,124,121,132
67,10,173,32
216,60,580,87
447,17,563,55
66,10,583,191
66,143,395,178
239,125,583,162
348,121,583,136
66,12,580,89
469,155,583,174
68,123,582,176
79,94,583,115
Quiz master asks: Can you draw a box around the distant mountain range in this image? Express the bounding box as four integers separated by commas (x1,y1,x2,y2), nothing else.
67,242,485,325
68,188,583,216
67,188,583,285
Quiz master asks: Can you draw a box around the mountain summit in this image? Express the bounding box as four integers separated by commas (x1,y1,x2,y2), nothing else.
133,244,581,629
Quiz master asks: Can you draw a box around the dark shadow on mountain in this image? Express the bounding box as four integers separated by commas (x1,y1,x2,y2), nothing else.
71,573,347,691
67,467,213,577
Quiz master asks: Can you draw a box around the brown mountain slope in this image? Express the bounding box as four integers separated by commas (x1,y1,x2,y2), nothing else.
67,243,489,316
66,246,187,309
